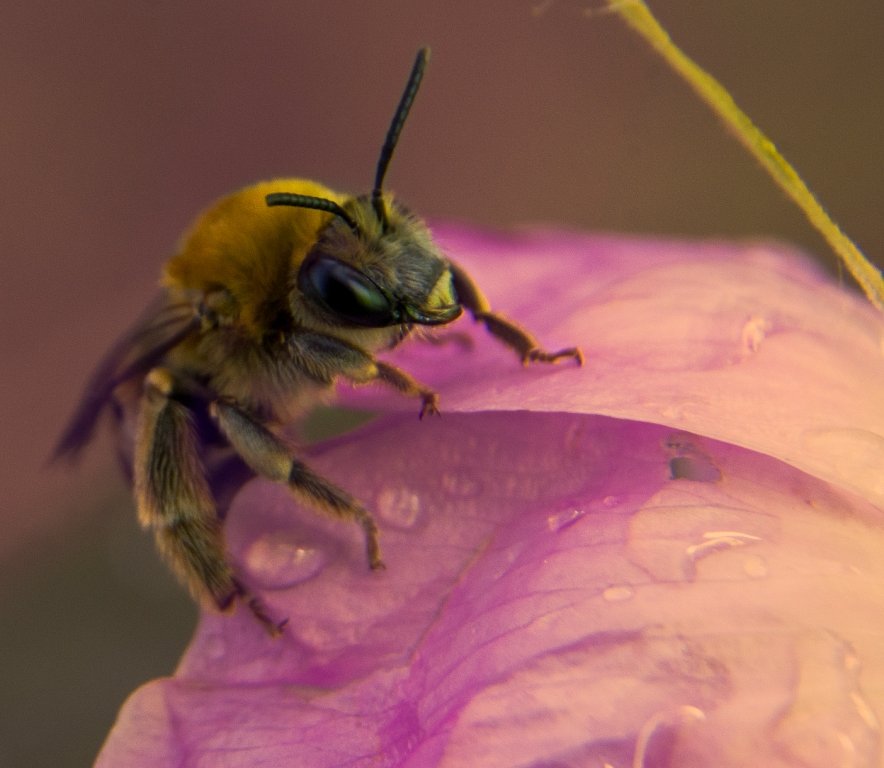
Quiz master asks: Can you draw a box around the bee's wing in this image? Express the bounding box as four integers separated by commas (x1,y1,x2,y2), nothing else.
52,295,201,461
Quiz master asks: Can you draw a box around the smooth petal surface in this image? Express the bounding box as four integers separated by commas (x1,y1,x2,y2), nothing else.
97,227,884,768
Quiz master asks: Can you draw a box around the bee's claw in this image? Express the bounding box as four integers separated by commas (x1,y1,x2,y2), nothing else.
523,346,584,366
419,392,441,419
247,596,288,638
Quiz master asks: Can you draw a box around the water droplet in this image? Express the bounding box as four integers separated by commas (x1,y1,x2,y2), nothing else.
851,691,880,732
602,495,620,508
376,486,422,529
685,538,738,562
660,404,685,421
687,531,761,560
772,632,881,766
634,705,706,767
742,554,768,579
547,508,587,532
244,532,326,589
702,530,762,542
740,314,772,354
602,584,635,602
684,531,762,579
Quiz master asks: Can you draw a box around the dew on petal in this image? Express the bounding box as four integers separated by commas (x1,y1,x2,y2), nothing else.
547,507,587,532
660,404,686,421
702,530,762,541
95,225,884,766
243,532,327,590
375,485,422,529
739,314,773,355
602,584,635,603
742,554,769,579
683,531,763,580
771,632,881,767
634,705,706,768
851,691,880,733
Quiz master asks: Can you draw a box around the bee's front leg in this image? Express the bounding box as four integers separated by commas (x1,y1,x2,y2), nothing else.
448,261,583,365
211,400,384,571
289,330,440,419
136,369,284,636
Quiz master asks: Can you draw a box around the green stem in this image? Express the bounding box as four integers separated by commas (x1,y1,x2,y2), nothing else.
610,0,884,311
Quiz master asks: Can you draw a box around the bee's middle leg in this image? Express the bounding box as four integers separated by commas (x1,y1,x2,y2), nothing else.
211,400,384,570
136,369,284,635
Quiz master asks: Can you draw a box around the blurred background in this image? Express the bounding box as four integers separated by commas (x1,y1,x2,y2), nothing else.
1,1,882,764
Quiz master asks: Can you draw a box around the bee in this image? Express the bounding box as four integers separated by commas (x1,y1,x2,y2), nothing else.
54,48,582,636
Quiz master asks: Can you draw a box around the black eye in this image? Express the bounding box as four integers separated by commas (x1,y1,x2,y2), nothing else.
299,256,397,327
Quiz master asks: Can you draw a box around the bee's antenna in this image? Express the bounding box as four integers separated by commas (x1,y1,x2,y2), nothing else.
265,192,359,232
372,47,430,227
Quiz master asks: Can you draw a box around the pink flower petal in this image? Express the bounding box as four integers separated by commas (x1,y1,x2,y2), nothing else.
341,226,884,507
97,226,884,767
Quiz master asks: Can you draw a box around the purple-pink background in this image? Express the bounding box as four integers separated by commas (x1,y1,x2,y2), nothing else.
1,2,882,765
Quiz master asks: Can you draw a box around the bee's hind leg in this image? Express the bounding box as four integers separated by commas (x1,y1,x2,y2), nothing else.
136,369,285,636
211,399,385,571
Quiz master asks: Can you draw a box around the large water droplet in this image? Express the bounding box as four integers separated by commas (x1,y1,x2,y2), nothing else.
634,705,706,767
244,532,326,589
376,486,422,529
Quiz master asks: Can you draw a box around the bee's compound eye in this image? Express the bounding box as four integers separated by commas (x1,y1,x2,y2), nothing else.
300,257,397,327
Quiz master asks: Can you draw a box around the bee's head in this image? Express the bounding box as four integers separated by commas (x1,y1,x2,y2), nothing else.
266,48,461,333
291,192,460,330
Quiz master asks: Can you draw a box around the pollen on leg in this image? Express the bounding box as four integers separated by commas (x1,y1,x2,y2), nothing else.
144,367,176,396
